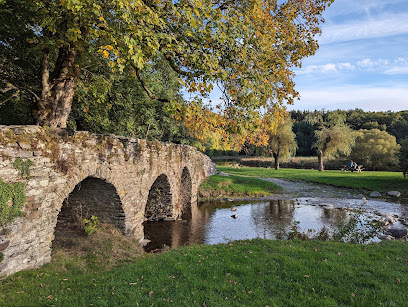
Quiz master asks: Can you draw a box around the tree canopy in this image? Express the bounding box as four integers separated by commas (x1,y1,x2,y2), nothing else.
1,0,333,129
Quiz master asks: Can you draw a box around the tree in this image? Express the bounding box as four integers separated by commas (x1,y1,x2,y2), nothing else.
399,137,408,177
350,129,400,171
308,111,356,171
1,0,333,129
267,118,297,170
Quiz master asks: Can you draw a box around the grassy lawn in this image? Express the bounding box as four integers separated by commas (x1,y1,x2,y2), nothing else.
217,166,408,196
1,239,407,306
198,174,281,199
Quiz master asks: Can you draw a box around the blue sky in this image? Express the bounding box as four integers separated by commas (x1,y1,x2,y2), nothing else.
198,0,408,112
290,0,408,111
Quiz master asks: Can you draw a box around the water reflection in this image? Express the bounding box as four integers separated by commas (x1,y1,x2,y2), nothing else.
144,200,359,251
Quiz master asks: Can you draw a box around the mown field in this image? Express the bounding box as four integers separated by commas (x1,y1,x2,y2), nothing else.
1,239,407,306
216,166,408,196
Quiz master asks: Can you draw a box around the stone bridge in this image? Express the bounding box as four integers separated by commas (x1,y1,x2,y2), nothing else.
0,126,215,276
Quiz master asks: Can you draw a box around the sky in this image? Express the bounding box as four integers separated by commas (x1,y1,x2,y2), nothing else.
289,0,408,112
199,0,408,112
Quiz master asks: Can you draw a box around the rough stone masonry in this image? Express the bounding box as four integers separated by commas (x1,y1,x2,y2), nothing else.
0,125,216,276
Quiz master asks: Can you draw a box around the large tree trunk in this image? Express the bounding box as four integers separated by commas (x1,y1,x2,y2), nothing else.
36,44,80,128
317,150,324,171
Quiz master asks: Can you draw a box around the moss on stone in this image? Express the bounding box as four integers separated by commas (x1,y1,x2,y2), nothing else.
13,158,33,179
0,178,25,227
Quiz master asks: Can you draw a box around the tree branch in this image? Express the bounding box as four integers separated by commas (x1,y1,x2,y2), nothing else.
164,53,202,78
0,91,19,106
131,65,170,103
0,83,40,101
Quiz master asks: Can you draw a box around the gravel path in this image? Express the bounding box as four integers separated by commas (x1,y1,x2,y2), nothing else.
261,178,365,199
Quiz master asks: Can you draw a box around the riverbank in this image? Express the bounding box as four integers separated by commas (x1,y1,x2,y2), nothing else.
1,239,407,306
216,166,408,200
198,174,281,200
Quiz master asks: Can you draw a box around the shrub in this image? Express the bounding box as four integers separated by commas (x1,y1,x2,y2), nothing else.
83,216,101,236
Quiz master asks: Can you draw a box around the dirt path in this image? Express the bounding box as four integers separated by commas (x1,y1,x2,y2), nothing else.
261,178,365,199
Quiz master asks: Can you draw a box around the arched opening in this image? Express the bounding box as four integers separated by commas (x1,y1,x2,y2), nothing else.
144,174,173,221
53,177,125,249
143,174,173,252
180,167,192,219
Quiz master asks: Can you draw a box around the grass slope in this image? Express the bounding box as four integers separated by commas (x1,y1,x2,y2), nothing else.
217,166,408,195
198,174,281,199
1,240,407,306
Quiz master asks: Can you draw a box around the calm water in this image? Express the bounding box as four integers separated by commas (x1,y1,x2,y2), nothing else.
143,198,408,251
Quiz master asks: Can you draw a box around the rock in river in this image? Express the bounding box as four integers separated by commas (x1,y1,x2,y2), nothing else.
387,191,401,197
385,227,408,239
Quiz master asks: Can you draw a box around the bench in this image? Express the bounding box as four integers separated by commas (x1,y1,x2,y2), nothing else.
341,165,364,172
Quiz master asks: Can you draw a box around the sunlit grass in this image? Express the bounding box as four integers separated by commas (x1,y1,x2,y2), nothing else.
216,166,407,195
198,174,281,199
1,239,407,306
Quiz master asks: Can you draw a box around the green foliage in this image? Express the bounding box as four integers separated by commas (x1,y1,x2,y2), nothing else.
0,178,25,227
313,124,356,158
350,129,400,170
83,216,101,236
268,119,298,159
399,137,408,177
1,0,333,129
0,252,3,263
13,158,32,179
292,121,315,156
71,57,189,143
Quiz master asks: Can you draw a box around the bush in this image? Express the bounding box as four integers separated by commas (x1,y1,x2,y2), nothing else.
83,216,101,236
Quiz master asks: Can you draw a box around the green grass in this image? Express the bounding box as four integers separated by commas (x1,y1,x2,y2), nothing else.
1,239,407,306
217,166,408,196
198,174,281,199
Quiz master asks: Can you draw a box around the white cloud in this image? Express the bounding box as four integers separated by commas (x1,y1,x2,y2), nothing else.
296,62,355,75
298,58,408,75
289,86,408,111
384,67,408,75
319,14,408,44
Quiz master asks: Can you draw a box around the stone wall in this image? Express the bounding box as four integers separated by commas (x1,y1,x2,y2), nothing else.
0,125,216,276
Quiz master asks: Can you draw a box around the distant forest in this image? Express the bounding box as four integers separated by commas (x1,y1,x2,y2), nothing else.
290,109,408,156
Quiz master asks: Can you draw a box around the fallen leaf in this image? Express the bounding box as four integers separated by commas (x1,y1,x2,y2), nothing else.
303,275,309,278
47,295,53,299
396,278,401,284
351,293,355,297
39,284,44,287
148,291,154,297
169,276,176,279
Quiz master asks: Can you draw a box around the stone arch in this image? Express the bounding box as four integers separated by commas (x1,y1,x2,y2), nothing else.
53,176,126,248
180,167,193,219
144,174,173,221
